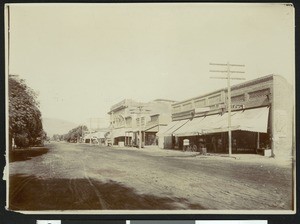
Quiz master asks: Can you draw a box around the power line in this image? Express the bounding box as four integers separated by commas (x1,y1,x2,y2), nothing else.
209,62,246,157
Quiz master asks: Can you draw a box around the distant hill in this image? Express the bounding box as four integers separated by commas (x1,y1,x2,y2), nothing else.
42,118,79,137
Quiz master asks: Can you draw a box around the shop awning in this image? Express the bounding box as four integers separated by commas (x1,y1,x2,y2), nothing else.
231,106,270,133
94,131,106,139
156,119,189,136
125,132,133,137
145,125,159,132
112,128,132,138
174,107,270,136
173,117,205,136
155,125,169,136
84,131,106,139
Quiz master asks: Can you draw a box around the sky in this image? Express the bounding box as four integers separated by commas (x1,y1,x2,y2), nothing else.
7,3,295,128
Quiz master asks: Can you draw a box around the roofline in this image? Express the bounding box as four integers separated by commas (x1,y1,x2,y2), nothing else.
172,74,275,106
152,99,177,103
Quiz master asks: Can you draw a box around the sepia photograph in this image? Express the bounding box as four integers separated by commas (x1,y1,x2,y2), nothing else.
5,3,295,214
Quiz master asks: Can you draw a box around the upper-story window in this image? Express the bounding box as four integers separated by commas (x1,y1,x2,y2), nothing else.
136,117,146,126
150,115,159,122
248,88,270,99
125,117,132,127
195,99,206,108
182,102,193,111
173,106,181,113
231,94,245,102
208,94,221,105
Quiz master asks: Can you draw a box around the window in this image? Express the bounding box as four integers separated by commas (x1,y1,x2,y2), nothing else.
173,106,181,113
183,102,193,110
231,94,244,102
248,89,270,99
150,115,158,122
208,94,221,104
195,99,206,108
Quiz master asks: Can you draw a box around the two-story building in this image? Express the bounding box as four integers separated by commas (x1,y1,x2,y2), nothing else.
107,99,138,146
157,75,294,158
108,99,175,147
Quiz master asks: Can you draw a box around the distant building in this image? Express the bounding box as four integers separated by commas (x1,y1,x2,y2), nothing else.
108,99,175,147
157,75,294,159
83,128,109,145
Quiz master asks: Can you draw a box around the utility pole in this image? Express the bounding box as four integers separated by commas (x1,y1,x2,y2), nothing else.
81,125,83,143
130,103,151,149
138,108,142,149
89,118,92,146
209,62,245,156
110,111,114,146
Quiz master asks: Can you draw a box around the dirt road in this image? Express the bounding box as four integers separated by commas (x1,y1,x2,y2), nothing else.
8,142,294,211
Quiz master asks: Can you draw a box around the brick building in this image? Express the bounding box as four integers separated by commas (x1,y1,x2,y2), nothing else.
157,75,294,158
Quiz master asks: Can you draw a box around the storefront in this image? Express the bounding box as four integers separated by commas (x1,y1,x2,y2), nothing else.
172,106,270,154
112,128,131,146
156,119,189,149
162,75,294,158
144,125,159,146
124,131,133,146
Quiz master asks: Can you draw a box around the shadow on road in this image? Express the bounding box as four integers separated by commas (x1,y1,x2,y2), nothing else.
9,174,204,210
9,147,49,162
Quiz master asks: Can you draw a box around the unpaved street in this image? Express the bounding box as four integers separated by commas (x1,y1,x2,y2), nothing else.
9,142,294,211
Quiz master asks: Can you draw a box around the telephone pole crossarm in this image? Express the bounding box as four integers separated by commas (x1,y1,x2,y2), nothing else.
210,62,245,67
209,62,245,157
230,71,245,74
209,70,228,73
209,70,245,74
228,64,245,67
229,77,246,80
210,77,229,79
210,77,245,80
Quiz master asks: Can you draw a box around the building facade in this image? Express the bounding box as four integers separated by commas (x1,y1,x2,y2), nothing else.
83,128,109,145
108,99,175,147
157,75,294,158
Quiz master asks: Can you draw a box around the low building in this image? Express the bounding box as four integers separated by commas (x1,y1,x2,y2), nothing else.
157,75,294,158
83,128,109,145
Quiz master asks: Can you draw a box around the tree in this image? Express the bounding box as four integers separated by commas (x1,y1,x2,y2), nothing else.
9,75,44,149
52,134,61,141
63,125,88,143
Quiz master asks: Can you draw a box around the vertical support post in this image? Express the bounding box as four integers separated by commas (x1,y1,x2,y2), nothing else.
81,125,83,143
227,62,232,156
111,111,114,146
257,132,260,149
270,83,275,158
139,108,142,149
270,104,275,157
89,118,92,145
